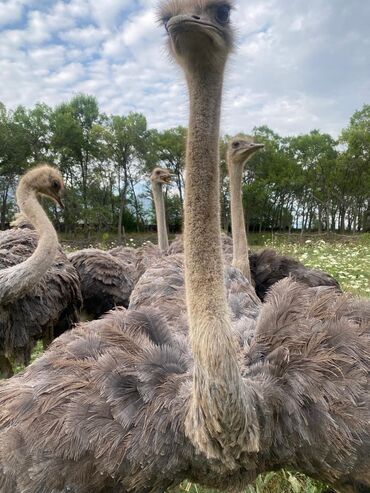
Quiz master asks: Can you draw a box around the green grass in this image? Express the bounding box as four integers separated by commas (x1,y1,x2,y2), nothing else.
172,472,327,493
12,233,370,492
260,232,370,297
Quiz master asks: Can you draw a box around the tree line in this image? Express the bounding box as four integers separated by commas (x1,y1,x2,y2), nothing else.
0,94,369,240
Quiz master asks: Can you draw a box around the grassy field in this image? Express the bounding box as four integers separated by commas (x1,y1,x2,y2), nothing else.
19,233,370,492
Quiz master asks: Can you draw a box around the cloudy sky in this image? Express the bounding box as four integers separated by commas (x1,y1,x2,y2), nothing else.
0,0,369,137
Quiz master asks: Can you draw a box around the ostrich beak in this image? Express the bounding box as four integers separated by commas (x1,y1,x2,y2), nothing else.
54,193,65,209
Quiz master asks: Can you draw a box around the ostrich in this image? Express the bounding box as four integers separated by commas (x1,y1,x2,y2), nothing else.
68,247,135,319
0,3,369,493
228,135,264,281
227,135,341,298
71,168,172,320
129,161,257,333
151,167,172,252
0,165,81,377
130,167,173,277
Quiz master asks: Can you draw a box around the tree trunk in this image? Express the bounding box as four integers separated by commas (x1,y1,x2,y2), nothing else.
339,207,346,233
117,165,129,244
318,206,322,233
130,178,143,232
117,190,127,244
0,183,9,230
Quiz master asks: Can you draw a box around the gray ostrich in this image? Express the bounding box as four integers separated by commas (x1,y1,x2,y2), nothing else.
0,3,368,493
227,135,341,298
0,165,81,377
71,168,172,320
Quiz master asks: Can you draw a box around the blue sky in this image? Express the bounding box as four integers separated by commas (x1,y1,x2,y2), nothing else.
0,0,369,137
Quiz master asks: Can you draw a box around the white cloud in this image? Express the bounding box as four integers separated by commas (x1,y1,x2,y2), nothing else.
0,0,369,137
0,0,25,26
88,0,132,28
60,25,109,47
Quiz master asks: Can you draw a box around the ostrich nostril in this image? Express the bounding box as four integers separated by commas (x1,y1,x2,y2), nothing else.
192,15,201,20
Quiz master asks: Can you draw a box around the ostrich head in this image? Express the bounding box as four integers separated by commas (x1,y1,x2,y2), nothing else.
227,136,264,167
21,165,65,208
150,167,172,185
158,0,235,72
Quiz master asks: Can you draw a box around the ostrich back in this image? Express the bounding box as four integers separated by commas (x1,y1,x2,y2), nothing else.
68,249,135,319
249,248,340,300
108,246,137,267
129,253,260,344
0,279,369,492
0,227,82,366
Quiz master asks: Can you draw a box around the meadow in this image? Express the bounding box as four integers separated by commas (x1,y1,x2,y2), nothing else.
23,232,370,493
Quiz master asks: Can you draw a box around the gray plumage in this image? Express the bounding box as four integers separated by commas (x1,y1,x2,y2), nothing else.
68,248,136,319
249,248,340,301
0,279,368,492
0,2,368,491
129,253,260,344
109,246,138,267
0,226,81,376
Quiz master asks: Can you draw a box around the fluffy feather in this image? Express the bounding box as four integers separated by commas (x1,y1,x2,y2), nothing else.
0,226,81,375
0,279,368,492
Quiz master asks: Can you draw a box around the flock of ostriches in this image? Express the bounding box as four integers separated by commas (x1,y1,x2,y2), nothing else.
0,2,369,492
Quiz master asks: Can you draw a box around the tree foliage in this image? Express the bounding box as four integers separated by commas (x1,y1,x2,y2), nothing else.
0,97,369,238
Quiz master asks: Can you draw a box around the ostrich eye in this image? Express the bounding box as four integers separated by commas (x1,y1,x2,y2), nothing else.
215,4,231,24
52,180,60,191
232,142,240,149
162,16,171,27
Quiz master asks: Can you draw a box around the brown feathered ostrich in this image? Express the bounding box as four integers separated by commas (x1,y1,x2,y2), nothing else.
227,135,341,298
131,167,173,277
0,165,81,377
0,3,369,493
228,135,264,281
151,167,172,251
68,247,135,319
70,168,171,320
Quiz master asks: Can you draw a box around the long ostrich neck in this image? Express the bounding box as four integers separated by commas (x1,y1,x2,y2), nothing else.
184,69,227,340
152,181,169,251
184,68,256,462
229,158,251,281
0,183,58,304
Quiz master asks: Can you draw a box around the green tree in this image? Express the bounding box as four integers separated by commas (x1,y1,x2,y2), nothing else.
0,104,32,228
288,130,338,232
339,105,370,232
12,103,52,161
51,94,104,233
149,126,186,203
105,112,149,242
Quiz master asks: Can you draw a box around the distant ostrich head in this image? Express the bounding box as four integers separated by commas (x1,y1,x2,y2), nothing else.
158,0,234,72
150,167,172,185
227,136,264,167
20,165,65,208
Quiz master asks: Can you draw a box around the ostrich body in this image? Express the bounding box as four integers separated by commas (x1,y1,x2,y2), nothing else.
68,248,135,319
0,165,81,377
0,3,369,493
